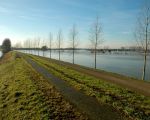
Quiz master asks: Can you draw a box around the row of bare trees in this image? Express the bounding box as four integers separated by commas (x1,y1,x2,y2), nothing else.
21,18,103,70
16,1,149,80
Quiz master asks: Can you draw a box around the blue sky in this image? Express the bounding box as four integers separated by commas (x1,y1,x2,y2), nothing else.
0,0,146,48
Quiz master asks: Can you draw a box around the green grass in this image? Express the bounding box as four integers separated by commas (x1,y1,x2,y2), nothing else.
0,52,86,120
27,54,150,120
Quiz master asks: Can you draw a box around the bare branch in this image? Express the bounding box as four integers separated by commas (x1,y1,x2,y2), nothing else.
57,29,63,61
89,16,103,69
69,24,79,64
135,0,150,80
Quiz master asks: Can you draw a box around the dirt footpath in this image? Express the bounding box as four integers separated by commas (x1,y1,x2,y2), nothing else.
40,57,150,97
25,56,125,120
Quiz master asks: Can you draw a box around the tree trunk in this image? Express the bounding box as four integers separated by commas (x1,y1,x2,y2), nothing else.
142,24,148,80
59,49,60,61
95,47,97,69
73,48,74,64
38,49,39,56
142,50,147,80
50,49,51,58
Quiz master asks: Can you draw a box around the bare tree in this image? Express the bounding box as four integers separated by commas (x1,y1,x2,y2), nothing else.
89,16,103,69
37,37,40,56
23,40,28,53
14,42,22,48
57,29,63,61
69,24,78,64
25,39,31,54
42,39,45,57
33,38,37,55
49,32,53,58
30,39,33,54
135,0,150,80
28,39,31,54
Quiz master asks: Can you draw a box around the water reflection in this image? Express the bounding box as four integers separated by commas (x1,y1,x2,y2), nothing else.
19,50,150,81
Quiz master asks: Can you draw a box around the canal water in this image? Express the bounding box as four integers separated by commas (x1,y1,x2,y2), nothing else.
19,50,150,81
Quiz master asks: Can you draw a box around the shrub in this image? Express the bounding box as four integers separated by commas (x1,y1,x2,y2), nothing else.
2,38,11,54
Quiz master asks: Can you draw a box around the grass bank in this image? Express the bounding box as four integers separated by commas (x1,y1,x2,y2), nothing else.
0,52,87,119
26,53,150,120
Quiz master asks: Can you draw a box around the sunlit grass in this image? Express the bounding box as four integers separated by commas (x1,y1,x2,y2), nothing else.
28,54,150,120
0,52,86,119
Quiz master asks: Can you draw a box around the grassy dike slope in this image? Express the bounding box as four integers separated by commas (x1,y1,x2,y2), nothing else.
26,53,150,120
0,52,86,120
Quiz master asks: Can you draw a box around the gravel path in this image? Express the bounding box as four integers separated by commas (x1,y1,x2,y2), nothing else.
25,56,124,120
